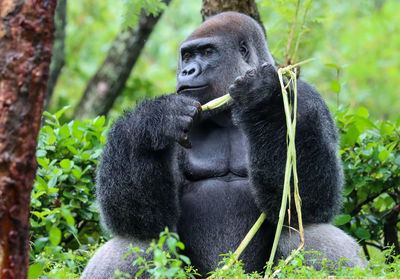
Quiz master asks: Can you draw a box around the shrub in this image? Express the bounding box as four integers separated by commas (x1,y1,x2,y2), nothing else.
29,107,111,278
334,106,400,258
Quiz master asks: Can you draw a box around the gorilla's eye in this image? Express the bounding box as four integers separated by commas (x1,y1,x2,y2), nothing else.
182,52,192,61
203,48,213,56
239,41,249,58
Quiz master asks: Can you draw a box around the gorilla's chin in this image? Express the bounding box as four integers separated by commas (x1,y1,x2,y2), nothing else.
178,84,228,106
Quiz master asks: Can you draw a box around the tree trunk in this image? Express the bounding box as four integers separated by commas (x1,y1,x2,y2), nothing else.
201,0,266,36
45,0,67,110
383,203,400,261
74,0,170,120
0,1,57,278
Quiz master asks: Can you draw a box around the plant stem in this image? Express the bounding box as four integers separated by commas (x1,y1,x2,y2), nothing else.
207,214,267,278
201,94,232,111
200,59,313,278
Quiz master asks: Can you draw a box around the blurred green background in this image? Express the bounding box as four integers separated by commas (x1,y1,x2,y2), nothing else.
50,0,400,120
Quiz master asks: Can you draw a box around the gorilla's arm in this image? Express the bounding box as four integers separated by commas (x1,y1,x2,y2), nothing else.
230,64,343,224
96,95,200,239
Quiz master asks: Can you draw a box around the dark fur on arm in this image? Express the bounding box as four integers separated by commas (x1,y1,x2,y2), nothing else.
96,96,186,240
232,72,343,224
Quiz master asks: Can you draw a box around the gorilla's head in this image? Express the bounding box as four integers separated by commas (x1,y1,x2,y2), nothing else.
176,12,275,105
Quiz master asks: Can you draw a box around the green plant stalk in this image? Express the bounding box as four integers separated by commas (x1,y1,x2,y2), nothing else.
201,94,232,111
200,59,313,112
264,71,295,275
206,214,267,278
201,60,311,278
269,71,305,278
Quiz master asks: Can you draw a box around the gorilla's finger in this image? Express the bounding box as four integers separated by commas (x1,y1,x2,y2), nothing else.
178,135,192,148
177,115,193,133
260,63,276,75
244,68,257,78
182,105,201,119
178,96,201,108
234,76,244,85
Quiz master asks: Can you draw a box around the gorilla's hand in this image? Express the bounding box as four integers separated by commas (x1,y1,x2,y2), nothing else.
149,95,201,149
228,63,280,109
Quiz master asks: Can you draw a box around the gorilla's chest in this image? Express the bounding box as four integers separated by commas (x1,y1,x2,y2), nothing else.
180,123,249,184
176,122,270,274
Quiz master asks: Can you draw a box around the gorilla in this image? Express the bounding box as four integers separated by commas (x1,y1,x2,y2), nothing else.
82,12,366,278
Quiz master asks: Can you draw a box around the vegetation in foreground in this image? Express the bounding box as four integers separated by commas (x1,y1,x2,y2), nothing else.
28,102,400,278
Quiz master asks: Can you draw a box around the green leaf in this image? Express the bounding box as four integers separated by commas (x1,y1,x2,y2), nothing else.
47,188,59,195
342,124,359,146
55,105,71,119
59,125,70,138
61,208,75,226
36,149,47,158
47,174,58,188
380,122,394,136
49,226,62,246
354,227,371,239
179,255,191,265
28,263,44,279
60,159,72,170
395,155,400,165
343,185,354,196
333,214,352,226
378,149,390,162
67,145,78,155
325,63,340,69
94,116,106,128
357,107,369,118
330,80,341,93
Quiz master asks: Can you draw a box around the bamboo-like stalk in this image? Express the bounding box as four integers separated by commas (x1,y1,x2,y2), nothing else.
201,59,313,278
201,94,232,111
207,214,266,279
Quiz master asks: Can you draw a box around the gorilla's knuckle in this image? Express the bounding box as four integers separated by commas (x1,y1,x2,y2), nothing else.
234,76,244,84
245,68,257,77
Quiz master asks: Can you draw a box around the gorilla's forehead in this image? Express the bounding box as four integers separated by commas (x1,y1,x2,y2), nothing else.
186,12,261,42
179,36,228,51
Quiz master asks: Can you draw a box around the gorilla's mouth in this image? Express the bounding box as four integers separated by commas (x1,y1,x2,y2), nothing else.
177,85,208,93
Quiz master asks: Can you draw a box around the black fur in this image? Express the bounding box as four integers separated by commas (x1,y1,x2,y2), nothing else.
83,12,363,279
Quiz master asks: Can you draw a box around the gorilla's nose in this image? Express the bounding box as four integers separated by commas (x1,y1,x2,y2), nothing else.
180,63,201,79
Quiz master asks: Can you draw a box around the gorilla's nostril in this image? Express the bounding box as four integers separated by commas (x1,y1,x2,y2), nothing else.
188,68,195,75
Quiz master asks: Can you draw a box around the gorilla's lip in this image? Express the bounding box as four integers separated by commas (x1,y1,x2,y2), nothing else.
177,84,208,93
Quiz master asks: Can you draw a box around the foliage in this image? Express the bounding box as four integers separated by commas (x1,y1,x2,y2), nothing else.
111,229,400,279
333,105,400,256
28,243,100,279
119,229,199,279
122,0,167,28
29,108,111,278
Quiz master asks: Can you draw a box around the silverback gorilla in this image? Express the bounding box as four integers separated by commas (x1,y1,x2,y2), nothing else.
82,12,365,278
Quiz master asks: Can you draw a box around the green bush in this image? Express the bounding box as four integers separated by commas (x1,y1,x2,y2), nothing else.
334,106,400,258
29,107,111,278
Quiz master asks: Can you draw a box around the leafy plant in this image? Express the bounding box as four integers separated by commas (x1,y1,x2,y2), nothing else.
120,228,400,278
122,0,167,28
334,106,400,259
29,107,111,277
122,228,199,279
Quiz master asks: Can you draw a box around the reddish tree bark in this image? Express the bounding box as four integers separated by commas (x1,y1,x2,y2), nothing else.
0,1,57,278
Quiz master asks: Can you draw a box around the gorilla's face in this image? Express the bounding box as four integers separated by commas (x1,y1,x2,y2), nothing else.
175,12,274,105
176,36,250,105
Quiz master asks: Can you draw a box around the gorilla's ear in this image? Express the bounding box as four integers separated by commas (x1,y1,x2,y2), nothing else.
239,40,250,62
